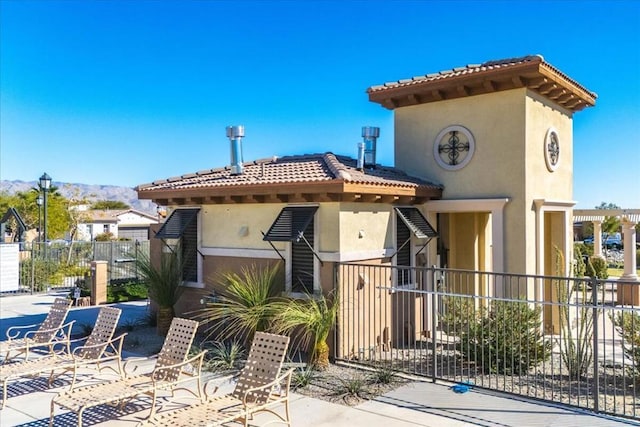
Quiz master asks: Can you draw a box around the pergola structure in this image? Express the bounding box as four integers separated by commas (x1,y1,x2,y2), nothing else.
573,209,639,283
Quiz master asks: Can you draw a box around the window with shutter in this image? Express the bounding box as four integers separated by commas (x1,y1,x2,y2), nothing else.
154,208,200,284
396,215,412,286
291,215,314,293
264,206,318,294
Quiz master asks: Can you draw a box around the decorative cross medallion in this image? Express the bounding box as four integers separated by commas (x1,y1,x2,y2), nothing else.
544,128,560,172
547,132,559,166
433,125,475,171
438,131,470,166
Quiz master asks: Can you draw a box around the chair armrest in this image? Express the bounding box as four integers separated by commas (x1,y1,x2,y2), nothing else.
241,368,294,405
24,320,75,341
123,354,158,375
202,372,239,398
6,323,41,340
71,333,127,359
151,350,207,383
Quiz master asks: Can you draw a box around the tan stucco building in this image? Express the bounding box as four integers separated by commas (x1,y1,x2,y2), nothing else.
137,54,596,350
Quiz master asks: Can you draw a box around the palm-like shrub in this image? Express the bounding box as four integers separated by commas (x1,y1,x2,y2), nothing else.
274,292,339,370
194,263,283,342
135,249,184,335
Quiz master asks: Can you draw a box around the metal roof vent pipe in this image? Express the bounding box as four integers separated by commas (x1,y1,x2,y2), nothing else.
362,126,380,168
357,142,365,171
226,125,245,175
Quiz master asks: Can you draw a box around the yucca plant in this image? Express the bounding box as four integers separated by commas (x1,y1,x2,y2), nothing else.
193,263,283,342
135,248,185,336
274,292,339,370
205,340,246,372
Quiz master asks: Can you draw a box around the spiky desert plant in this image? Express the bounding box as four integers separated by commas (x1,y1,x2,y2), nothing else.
274,292,339,370
193,263,283,342
205,340,246,372
555,247,596,379
135,248,185,336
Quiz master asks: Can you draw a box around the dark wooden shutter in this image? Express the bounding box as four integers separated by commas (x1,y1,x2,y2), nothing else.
396,216,411,285
181,218,198,282
291,215,314,293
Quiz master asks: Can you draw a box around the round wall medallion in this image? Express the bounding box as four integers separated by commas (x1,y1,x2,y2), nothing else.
433,125,475,171
544,127,560,172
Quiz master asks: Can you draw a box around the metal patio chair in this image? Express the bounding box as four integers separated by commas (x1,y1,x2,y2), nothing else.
50,317,205,426
140,331,292,427
0,306,125,409
0,298,74,363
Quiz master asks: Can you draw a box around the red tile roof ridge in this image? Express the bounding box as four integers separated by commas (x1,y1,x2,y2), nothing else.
323,152,352,180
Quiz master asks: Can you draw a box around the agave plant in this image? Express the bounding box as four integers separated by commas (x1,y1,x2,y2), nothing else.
135,248,185,336
274,292,339,370
193,263,284,342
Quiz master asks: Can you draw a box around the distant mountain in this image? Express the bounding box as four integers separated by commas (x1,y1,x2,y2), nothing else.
0,180,157,214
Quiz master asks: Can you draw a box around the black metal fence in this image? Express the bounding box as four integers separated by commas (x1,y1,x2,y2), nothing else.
334,263,640,420
11,241,149,294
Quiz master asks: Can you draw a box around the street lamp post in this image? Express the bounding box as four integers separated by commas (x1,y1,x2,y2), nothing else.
36,195,43,242
39,173,51,256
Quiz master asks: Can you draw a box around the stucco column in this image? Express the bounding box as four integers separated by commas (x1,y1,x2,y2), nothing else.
621,219,638,282
593,220,603,258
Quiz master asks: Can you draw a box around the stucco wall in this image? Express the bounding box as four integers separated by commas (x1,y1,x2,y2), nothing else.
200,202,399,261
201,203,288,250
338,203,393,255
394,88,573,274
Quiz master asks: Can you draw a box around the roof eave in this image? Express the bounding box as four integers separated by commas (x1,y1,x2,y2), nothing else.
138,180,442,206
368,61,596,112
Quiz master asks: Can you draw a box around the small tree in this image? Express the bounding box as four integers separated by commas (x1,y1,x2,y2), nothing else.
91,200,130,210
274,292,339,370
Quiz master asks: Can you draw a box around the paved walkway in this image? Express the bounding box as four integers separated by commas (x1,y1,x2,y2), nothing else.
0,293,638,427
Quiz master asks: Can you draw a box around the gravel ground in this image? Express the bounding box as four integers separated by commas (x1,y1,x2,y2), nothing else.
120,325,408,406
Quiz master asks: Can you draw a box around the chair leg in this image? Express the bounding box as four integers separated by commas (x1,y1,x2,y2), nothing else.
1,378,7,410
49,400,56,426
284,399,291,426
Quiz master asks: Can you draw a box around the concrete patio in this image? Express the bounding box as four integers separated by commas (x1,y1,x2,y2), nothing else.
0,293,637,427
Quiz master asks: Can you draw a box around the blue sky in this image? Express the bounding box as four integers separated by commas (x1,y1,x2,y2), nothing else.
1,0,638,209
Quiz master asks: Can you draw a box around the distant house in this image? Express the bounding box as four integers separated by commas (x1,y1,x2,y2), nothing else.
77,209,159,241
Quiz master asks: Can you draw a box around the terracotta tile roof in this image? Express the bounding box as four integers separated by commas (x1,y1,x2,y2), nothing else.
137,153,441,193
367,55,596,112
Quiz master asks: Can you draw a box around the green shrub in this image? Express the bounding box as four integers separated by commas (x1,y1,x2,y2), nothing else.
459,300,552,375
203,340,245,372
292,365,317,390
371,365,396,385
585,256,608,279
440,296,476,335
20,258,58,291
613,311,640,376
106,281,148,303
